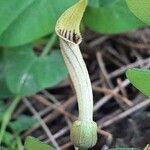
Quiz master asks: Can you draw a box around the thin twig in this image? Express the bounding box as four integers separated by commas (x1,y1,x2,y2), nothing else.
98,98,150,128
23,98,60,150
94,79,130,112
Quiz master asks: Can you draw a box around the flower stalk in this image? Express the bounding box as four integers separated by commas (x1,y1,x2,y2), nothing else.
55,0,97,148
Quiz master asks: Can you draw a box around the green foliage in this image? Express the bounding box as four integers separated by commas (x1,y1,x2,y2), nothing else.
0,0,77,47
0,46,67,97
2,132,23,150
109,148,140,150
0,108,38,148
0,1,149,149
9,115,38,133
25,136,54,150
2,131,14,146
126,0,150,25
0,146,8,150
0,51,13,98
84,0,145,34
0,103,8,121
88,0,118,7
0,0,147,48
126,69,150,96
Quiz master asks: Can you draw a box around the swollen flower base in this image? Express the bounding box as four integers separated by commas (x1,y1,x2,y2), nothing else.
71,120,97,148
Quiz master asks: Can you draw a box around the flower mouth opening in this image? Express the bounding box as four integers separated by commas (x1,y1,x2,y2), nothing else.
57,29,82,44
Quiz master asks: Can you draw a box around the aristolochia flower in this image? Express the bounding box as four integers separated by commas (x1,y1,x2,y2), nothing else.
55,0,97,149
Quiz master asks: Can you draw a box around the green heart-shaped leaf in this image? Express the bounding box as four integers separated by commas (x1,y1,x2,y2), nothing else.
3,45,67,96
0,0,77,47
126,0,150,25
83,0,145,34
126,69,150,96
25,136,54,150
0,45,67,99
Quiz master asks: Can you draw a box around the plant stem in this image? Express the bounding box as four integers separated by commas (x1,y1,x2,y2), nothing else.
41,33,57,57
16,134,24,150
0,96,21,144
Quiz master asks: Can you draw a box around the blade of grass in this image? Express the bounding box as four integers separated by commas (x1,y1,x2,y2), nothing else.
0,96,21,144
16,134,24,150
41,33,57,57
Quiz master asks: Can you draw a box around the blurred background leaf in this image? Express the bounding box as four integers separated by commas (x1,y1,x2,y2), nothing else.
109,148,141,150
126,0,150,25
0,103,8,121
126,69,150,96
25,136,54,150
0,0,147,47
2,131,14,147
3,45,67,96
9,115,38,133
0,50,14,99
83,0,145,34
0,146,8,150
0,0,77,47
